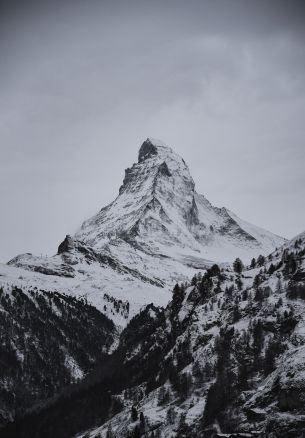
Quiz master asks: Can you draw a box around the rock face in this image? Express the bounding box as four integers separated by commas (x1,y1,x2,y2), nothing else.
57,234,75,254
138,139,159,162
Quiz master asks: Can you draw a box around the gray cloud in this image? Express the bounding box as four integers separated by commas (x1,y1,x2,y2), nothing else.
0,0,305,261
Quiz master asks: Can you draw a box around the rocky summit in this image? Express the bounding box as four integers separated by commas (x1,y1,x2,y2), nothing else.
76,138,285,264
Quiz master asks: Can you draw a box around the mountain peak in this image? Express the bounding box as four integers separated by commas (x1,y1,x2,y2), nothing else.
138,138,173,163
75,138,285,263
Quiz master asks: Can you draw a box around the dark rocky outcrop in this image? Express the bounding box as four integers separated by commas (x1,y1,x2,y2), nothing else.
57,235,75,254
158,161,172,177
138,138,159,162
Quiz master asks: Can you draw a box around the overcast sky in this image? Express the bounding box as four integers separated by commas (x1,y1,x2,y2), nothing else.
0,0,305,262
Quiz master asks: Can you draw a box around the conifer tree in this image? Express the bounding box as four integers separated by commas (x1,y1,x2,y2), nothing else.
257,254,265,267
172,284,184,310
250,257,256,269
253,274,261,290
139,412,146,433
166,406,176,425
106,423,114,438
131,406,138,422
233,258,244,274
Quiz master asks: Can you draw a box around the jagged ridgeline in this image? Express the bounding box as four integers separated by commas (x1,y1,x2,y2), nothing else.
2,231,305,437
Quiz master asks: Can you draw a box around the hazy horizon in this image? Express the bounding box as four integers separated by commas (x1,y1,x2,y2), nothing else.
1,0,305,262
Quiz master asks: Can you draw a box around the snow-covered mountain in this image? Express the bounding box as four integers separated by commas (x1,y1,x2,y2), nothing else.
75,137,284,263
0,138,285,326
0,136,302,437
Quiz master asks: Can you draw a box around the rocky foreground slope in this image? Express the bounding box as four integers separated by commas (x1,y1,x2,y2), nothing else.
2,230,305,437
76,231,305,438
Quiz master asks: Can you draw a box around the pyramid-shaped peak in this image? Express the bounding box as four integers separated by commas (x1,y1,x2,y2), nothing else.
138,138,173,163
74,136,286,265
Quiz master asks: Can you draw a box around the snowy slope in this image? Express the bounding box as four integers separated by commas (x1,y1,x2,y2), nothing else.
227,209,284,254
0,241,171,329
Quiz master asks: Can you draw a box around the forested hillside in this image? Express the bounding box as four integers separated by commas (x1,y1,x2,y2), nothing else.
0,286,117,426
2,232,305,437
